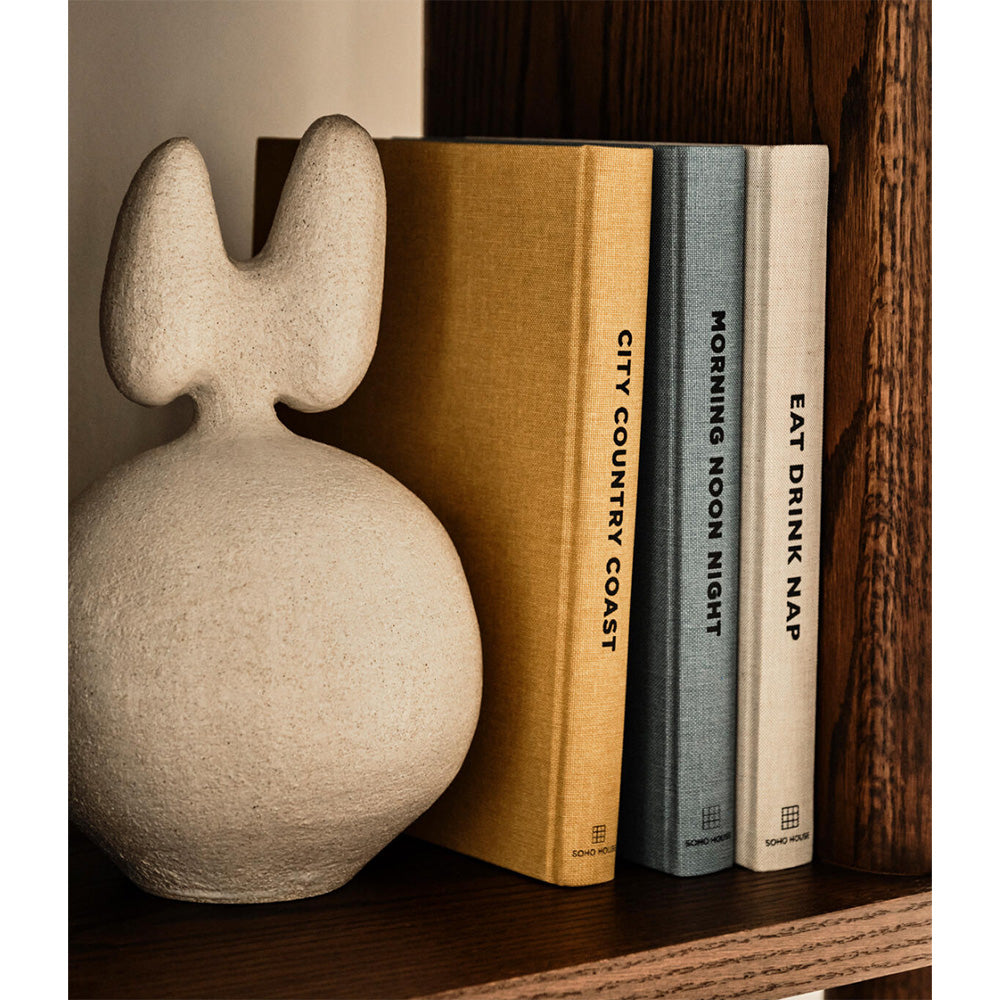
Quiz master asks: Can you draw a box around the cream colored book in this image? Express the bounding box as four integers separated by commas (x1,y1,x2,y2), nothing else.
736,145,829,872
255,137,653,885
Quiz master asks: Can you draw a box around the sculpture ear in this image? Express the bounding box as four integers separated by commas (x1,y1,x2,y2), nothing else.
101,138,231,407
100,117,384,419
256,115,386,413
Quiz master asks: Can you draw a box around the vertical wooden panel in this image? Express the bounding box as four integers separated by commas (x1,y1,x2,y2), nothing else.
812,0,931,878
425,0,930,875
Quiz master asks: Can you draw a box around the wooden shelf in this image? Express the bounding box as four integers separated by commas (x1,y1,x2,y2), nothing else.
70,826,929,999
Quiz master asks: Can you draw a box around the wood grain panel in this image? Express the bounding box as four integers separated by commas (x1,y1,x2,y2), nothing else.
427,894,930,1000
70,826,930,1000
812,0,931,878
426,0,931,876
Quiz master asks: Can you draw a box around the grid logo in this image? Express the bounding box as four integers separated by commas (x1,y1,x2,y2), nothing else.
781,805,800,830
591,824,607,845
701,805,722,830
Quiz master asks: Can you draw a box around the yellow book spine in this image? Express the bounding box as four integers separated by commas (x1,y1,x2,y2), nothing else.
546,147,651,885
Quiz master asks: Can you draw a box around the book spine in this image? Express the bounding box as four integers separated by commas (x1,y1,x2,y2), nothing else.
619,146,745,877
736,146,829,871
547,147,651,886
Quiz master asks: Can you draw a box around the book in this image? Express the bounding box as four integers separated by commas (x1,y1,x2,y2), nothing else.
254,137,653,886
618,144,746,877
736,145,829,872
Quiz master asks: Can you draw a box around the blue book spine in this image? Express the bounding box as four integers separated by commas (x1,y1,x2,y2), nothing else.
620,145,746,876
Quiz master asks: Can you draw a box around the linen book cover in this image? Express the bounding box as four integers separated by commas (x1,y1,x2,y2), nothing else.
736,145,829,872
618,145,745,877
254,137,653,886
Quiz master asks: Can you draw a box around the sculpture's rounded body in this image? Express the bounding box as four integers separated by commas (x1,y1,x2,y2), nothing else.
70,428,481,902
70,115,480,901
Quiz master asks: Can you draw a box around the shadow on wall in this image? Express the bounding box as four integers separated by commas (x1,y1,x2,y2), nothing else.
68,0,422,499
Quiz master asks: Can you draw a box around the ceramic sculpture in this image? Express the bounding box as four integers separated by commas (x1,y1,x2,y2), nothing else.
69,116,482,903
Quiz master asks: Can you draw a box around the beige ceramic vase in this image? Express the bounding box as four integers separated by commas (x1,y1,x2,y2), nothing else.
69,116,482,903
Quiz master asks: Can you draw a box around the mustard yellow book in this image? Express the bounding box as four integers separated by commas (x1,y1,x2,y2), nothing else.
255,138,653,885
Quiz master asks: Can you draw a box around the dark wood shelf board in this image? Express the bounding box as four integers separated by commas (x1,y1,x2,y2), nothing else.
70,826,930,999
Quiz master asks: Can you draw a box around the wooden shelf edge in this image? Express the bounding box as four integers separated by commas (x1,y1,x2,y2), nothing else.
70,827,931,999
421,890,931,1000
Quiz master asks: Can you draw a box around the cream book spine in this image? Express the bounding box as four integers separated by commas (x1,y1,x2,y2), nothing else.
736,145,829,872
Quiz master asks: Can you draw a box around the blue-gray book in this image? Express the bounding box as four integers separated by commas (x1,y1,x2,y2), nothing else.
619,145,746,877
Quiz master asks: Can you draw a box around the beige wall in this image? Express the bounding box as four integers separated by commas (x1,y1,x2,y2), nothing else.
69,0,423,499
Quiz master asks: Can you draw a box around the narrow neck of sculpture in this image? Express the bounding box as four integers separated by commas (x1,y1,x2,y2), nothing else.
189,384,288,439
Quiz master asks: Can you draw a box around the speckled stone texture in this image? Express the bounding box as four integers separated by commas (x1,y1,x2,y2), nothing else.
69,116,482,903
